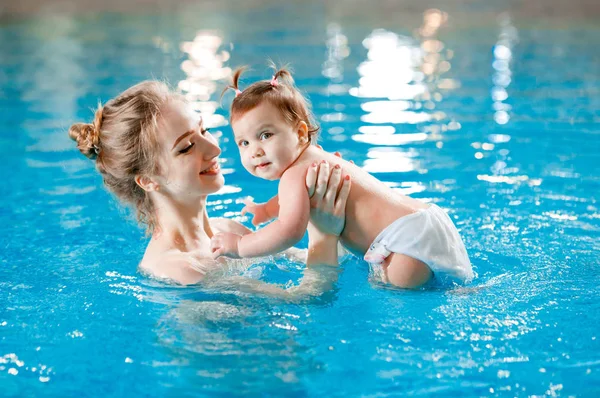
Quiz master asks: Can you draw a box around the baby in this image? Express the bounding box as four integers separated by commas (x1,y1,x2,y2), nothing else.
211,66,473,288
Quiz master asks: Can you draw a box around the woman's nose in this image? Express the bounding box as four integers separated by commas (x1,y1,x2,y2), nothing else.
201,134,221,159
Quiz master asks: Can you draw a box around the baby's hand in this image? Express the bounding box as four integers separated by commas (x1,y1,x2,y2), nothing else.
241,199,272,226
210,232,242,259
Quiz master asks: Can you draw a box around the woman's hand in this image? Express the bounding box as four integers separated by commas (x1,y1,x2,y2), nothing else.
305,160,351,237
304,159,351,267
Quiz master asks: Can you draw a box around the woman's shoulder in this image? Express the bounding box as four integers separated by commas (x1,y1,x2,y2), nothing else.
139,245,213,286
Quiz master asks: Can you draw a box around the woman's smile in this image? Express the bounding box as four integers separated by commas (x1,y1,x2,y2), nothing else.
200,161,220,175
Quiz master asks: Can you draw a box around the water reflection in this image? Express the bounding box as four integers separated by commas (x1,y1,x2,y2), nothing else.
350,29,425,101
475,14,523,183
17,14,87,158
350,9,456,174
419,9,450,82
491,13,518,125
352,130,427,146
154,298,317,393
178,30,239,196
178,30,230,129
322,23,350,89
362,148,421,174
0,352,53,383
321,23,351,142
349,29,423,173
416,9,457,142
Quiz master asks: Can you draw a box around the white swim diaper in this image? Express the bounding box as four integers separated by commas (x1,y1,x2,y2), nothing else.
364,204,473,282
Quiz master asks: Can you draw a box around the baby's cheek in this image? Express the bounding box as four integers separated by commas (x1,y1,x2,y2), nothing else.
240,159,254,175
239,151,248,164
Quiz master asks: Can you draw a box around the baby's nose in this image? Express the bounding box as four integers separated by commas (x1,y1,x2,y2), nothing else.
252,146,264,157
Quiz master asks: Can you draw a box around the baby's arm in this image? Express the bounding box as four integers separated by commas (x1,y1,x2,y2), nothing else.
242,195,280,226
211,167,309,258
239,167,309,256
262,195,280,218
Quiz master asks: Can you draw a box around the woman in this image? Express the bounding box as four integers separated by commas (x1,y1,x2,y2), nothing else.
68,81,350,297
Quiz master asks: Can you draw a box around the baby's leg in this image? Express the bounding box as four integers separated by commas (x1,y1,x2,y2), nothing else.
383,253,432,288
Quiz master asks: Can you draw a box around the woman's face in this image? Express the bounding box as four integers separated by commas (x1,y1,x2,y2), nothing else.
153,99,224,200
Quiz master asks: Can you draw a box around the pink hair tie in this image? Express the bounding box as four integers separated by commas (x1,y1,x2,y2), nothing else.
235,89,242,97
270,75,279,87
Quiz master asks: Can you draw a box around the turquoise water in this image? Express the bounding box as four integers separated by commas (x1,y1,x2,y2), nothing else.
1,1,599,395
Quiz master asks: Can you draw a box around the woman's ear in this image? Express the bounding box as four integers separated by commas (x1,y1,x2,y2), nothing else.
135,175,160,192
297,121,309,144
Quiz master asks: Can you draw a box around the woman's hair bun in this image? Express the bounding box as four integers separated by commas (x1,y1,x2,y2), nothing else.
68,107,102,159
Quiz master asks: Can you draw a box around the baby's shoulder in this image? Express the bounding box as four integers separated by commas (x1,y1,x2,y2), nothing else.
281,161,310,182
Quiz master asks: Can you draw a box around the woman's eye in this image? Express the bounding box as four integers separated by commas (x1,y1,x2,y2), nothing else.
200,127,210,135
259,132,272,140
179,143,194,154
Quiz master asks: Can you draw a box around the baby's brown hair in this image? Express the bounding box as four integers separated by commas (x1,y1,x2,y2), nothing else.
223,65,319,142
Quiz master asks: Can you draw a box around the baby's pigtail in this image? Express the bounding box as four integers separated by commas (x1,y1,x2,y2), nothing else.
273,67,294,87
220,66,247,101
267,60,295,88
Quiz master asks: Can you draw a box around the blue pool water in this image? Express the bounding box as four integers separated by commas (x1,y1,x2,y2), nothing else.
1,0,599,395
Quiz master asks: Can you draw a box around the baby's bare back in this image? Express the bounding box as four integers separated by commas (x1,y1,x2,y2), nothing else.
296,146,429,256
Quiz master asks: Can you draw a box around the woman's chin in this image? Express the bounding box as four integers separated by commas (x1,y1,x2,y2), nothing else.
195,175,225,195
209,175,226,191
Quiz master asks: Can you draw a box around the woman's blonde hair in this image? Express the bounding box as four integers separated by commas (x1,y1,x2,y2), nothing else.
69,81,178,233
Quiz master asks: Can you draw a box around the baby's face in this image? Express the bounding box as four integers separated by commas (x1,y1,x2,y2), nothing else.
231,101,306,180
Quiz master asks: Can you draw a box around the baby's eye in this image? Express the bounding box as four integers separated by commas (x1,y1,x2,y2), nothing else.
179,143,195,154
238,140,249,147
259,132,272,140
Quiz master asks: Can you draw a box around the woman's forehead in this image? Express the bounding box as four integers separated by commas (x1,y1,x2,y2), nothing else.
159,101,199,135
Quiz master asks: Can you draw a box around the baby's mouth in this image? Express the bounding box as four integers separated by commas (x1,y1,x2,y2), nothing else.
256,162,271,169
